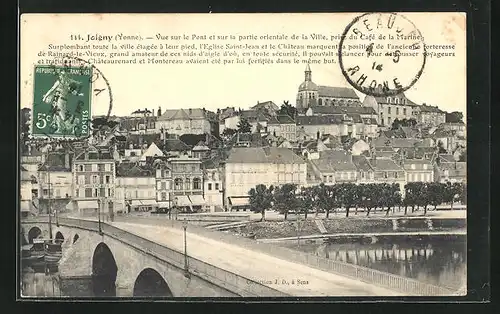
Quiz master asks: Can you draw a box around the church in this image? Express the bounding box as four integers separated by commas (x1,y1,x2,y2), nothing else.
295,64,360,112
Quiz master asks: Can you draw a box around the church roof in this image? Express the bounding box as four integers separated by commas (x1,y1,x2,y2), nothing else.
158,108,209,121
298,80,319,92
307,105,376,115
318,86,358,99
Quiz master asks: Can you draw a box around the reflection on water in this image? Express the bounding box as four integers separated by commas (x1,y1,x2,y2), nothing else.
280,238,466,290
21,264,61,297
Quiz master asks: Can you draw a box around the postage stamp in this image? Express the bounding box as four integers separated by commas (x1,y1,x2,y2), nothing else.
31,64,93,138
338,12,427,97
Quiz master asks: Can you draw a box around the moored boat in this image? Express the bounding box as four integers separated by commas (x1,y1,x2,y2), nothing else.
44,242,62,264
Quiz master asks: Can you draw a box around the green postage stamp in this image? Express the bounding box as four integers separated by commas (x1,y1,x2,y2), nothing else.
32,65,92,138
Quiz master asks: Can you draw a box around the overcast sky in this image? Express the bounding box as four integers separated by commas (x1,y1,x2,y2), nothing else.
21,13,466,117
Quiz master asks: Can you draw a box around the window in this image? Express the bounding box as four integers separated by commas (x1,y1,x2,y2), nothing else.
411,164,416,170
92,175,99,184
395,98,400,104
403,108,407,115
388,117,391,124
92,188,99,197
43,189,48,196
444,170,450,176
78,175,85,185
323,176,327,182
329,175,333,182
208,183,212,190
130,152,136,157
215,183,219,190
174,178,183,190
161,182,167,190
192,165,196,172
388,107,391,114
105,175,111,183
92,164,98,172
161,192,167,200
361,171,365,179
105,164,111,172
193,178,201,190
78,165,84,172
135,190,139,198
98,164,105,172
387,97,392,103
396,107,399,115
85,164,92,172
185,178,191,190
395,172,399,178
384,172,388,178
85,188,92,197
108,188,113,197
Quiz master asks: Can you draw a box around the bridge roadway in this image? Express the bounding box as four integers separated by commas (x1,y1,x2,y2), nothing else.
110,221,402,296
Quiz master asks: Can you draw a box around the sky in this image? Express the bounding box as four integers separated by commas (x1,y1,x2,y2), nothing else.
20,13,466,118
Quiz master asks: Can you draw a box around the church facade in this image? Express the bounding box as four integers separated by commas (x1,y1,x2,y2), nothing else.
295,64,360,112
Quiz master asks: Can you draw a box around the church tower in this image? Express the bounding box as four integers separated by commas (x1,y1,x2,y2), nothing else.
296,64,319,112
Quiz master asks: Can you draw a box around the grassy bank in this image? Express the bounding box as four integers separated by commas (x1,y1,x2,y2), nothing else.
229,217,466,239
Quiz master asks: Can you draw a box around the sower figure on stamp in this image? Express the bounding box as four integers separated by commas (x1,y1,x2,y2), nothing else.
42,68,84,134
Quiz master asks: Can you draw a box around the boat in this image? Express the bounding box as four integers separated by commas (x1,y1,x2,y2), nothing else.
44,242,62,264
24,240,49,267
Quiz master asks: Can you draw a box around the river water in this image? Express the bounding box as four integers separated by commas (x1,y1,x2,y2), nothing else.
278,237,467,290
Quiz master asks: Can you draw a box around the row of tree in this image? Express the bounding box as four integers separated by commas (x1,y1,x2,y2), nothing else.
248,181,466,221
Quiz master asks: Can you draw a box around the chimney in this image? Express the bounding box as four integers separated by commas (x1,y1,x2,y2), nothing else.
157,106,162,117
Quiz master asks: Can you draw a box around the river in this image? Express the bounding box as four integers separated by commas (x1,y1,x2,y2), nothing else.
278,237,466,290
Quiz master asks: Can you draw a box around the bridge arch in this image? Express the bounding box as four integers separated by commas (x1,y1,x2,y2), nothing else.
55,231,65,244
27,227,42,243
133,268,173,297
91,242,118,297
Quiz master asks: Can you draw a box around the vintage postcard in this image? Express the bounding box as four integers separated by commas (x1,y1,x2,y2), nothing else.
19,13,467,298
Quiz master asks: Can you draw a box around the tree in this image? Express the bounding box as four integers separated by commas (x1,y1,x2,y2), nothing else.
338,183,358,218
273,184,299,220
414,182,431,215
315,183,331,218
428,182,445,210
248,184,274,221
384,183,402,216
442,182,464,209
237,118,252,133
222,128,237,137
299,186,317,219
278,101,297,119
445,111,464,123
391,118,402,130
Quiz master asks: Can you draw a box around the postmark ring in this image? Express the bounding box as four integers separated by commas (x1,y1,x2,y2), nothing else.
338,12,427,97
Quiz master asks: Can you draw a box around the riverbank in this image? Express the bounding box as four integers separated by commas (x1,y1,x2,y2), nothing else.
227,216,466,240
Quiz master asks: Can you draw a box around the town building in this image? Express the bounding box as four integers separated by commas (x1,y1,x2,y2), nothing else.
434,154,467,183
362,93,420,127
152,158,173,210
71,146,116,216
224,147,306,210
352,155,375,184
296,64,359,111
20,166,34,217
155,108,212,136
37,152,73,214
296,115,358,139
439,122,466,138
403,159,434,183
115,163,157,213
370,156,407,194
250,101,279,114
192,141,211,159
170,155,205,212
308,150,358,185
267,115,297,142
202,159,224,212
418,104,446,127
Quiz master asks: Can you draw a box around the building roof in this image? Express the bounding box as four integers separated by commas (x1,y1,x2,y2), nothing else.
192,141,210,151
372,93,418,106
318,86,358,99
404,159,433,166
38,153,71,172
420,104,445,113
371,158,405,171
131,108,152,114
268,114,295,125
307,105,376,115
226,147,303,164
158,108,211,121
313,150,357,172
296,115,344,126
116,163,155,177
251,101,279,112
372,136,421,148
127,134,161,148
240,110,270,123
438,161,466,178
75,146,114,161
352,155,374,172
164,139,191,152
438,154,456,163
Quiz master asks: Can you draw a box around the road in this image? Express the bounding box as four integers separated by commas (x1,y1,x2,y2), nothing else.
110,221,403,297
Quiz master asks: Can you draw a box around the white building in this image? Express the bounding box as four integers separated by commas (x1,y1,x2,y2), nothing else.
115,164,157,213
224,147,306,210
203,164,224,212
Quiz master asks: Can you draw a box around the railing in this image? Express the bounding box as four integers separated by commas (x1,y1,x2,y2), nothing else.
22,217,289,297
160,218,458,296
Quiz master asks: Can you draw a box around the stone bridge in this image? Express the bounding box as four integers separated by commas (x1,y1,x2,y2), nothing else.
21,217,287,297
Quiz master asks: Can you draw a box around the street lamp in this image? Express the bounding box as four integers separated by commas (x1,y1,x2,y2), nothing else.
182,218,190,278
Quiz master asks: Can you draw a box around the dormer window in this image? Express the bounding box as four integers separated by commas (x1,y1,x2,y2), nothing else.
395,98,400,104
387,97,392,103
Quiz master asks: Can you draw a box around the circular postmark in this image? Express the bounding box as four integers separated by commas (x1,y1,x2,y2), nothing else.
29,54,114,151
338,13,427,97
